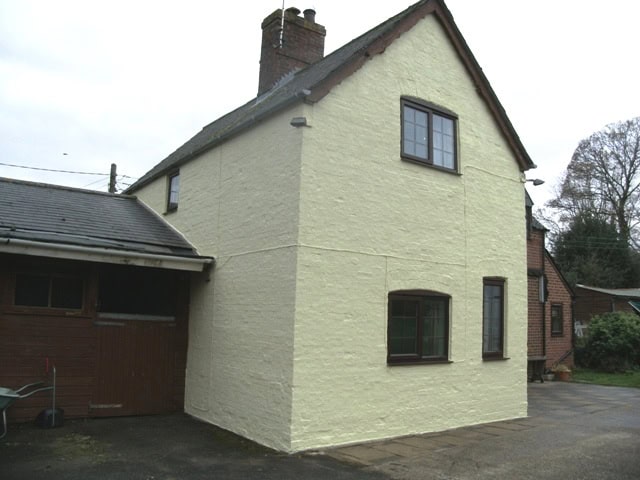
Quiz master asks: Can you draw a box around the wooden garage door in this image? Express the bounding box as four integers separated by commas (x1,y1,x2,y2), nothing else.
91,317,177,417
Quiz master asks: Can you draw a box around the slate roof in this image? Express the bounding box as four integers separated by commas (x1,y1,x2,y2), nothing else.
126,0,534,193
526,190,548,231
0,177,200,258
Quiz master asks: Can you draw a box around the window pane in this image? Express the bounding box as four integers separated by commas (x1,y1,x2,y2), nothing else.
15,274,49,307
404,140,415,156
442,116,453,135
416,126,427,146
433,115,455,169
422,298,446,357
98,265,178,316
168,173,180,209
433,114,443,132
433,150,443,166
433,132,442,150
443,152,454,170
551,305,563,334
51,277,84,309
403,105,415,123
404,122,415,141
389,299,418,355
403,105,428,160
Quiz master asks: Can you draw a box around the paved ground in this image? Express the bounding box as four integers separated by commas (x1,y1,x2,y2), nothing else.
1,382,639,479
329,382,640,479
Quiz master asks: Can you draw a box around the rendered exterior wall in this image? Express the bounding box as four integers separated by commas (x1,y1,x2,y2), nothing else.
134,107,304,451
291,14,528,451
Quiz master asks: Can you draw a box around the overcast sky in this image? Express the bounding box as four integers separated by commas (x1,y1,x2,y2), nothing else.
1,0,638,208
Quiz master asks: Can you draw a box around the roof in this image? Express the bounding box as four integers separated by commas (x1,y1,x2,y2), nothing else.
575,284,640,299
126,0,535,193
525,190,548,231
0,177,211,270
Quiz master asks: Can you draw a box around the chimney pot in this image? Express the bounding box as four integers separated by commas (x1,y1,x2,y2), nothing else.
286,7,301,16
303,9,316,23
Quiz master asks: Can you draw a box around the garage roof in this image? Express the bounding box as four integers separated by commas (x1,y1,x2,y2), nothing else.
0,177,212,271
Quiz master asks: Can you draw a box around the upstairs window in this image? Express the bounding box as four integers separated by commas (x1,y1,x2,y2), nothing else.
388,291,450,364
167,171,180,212
401,98,457,171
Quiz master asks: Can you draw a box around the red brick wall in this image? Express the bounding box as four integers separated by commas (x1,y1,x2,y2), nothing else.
574,288,636,325
527,229,544,271
544,253,573,367
259,9,326,95
527,228,574,368
527,276,544,357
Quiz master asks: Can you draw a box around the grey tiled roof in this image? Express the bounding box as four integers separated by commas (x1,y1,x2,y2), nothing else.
576,284,640,299
0,177,199,257
127,0,534,193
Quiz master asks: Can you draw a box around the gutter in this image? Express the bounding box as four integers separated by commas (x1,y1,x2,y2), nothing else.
1,238,214,272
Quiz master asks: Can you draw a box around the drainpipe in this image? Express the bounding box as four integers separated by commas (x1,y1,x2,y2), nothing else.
541,234,546,359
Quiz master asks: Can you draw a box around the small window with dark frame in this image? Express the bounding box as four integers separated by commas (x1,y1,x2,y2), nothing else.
551,304,563,336
401,98,457,171
14,273,84,310
167,171,180,211
482,278,505,359
387,291,450,364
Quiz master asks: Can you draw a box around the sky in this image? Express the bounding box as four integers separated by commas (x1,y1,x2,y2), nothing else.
1,0,638,208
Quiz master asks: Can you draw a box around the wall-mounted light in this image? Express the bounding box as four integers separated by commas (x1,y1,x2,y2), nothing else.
526,178,545,186
290,117,309,128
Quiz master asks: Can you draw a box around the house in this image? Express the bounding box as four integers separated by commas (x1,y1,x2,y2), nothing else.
124,0,535,452
574,285,640,335
526,192,574,374
0,177,211,422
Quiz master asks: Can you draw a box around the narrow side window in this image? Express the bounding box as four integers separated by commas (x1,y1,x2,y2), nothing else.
551,304,563,336
482,278,505,359
167,171,180,212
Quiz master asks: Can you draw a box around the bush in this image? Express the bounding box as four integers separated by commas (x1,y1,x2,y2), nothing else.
582,312,640,372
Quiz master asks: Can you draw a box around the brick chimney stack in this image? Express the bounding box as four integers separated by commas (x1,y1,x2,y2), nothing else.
258,7,326,96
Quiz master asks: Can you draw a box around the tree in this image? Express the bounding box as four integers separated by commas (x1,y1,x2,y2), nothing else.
553,213,640,288
548,117,640,249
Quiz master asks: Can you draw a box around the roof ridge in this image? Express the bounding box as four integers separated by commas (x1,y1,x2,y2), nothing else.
0,176,136,199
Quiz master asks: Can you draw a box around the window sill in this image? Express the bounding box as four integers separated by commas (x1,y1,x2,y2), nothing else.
3,307,89,318
401,156,461,175
482,356,510,362
98,312,176,322
387,359,453,367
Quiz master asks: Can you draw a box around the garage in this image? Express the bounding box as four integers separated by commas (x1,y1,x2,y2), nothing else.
0,178,212,423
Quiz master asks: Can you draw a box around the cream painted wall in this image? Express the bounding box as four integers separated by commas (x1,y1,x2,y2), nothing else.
134,12,529,453
134,106,304,451
290,14,528,450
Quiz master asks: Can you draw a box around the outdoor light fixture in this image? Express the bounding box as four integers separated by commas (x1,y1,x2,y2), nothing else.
290,117,308,128
525,178,545,186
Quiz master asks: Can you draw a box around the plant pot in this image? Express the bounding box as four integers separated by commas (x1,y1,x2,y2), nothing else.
542,373,555,382
556,370,571,382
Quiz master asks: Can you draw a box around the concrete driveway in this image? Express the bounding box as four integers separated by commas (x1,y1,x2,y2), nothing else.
1,382,639,479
